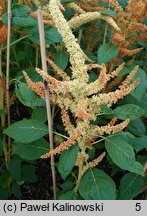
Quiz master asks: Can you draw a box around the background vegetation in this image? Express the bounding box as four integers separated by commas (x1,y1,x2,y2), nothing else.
0,0,147,200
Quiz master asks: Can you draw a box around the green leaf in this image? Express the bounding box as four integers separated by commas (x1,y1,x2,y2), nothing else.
140,93,147,117
13,138,49,160
105,136,144,175
118,173,144,200
58,144,79,179
88,147,95,160
22,68,42,82
118,65,132,76
100,106,113,115
79,168,116,200
54,50,69,70
2,6,36,28
127,119,146,136
21,165,37,183
32,107,47,123
58,190,77,200
13,16,37,28
45,28,62,44
97,43,119,64
30,98,45,107
131,68,147,102
8,157,21,180
100,10,118,17
118,65,147,102
129,136,147,152
61,178,75,192
113,104,144,120
118,93,147,118
2,5,31,24
11,5,31,17
3,5,62,45
16,82,39,108
83,49,97,62
11,182,21,198
117,0,128,8
4,119,48,143
28,27,62,45
88,72,98,84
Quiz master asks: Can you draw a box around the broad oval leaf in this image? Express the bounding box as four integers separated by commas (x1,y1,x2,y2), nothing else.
118,65,147,102
11,5,31,17
13,138,49,160
97,43,119,64
13,17,37,28
129,136,147,152
2,5,31,25
28,27,62,45
113,104,144,120
100,106,113,115
54,50,69,70
131,68,147,102
118,173,144,200
100,10,118,17
105,135,144,175
127,119,146,136
79,168,116,200
32,107,47,123
4,120,48,143
58,144,79,180
61,178,75,192
140,93,147,117
45,28,62,44
117,0,128,8
16,82,39,108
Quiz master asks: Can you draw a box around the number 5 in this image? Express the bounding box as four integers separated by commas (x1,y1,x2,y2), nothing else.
135,203,141,211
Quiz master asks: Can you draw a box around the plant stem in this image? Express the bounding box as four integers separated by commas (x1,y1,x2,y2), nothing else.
37,9,57,200
2,35,30,50
78,30,83,45
6,0,12,162
74,162,83,193
36,47,39,68
51,104,55,126
103,23,108,44
53,131,69,140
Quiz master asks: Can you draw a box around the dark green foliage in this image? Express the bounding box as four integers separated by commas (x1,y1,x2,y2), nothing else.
58,144,79,179
79,168,116,200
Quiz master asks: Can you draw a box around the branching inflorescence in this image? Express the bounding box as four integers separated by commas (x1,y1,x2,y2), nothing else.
23,0,140,187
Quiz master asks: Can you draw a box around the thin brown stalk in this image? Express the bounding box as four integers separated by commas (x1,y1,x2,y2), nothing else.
6,0,12,161
78,30,83,44
103,23,108,44
37,9,57,200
